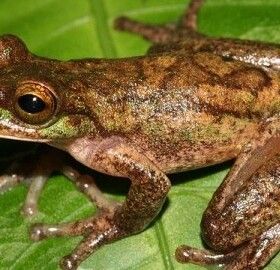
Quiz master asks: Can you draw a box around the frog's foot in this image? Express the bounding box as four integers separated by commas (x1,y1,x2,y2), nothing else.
29,170,121,270
114,0,204,43
24,161,120,218
30,209,119,270
0,160,49,217
0,151,39,193
28,174,122,270
176,222,280,270
0,162,48,217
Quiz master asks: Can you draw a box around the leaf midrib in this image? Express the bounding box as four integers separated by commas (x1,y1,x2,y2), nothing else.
88,0,117,58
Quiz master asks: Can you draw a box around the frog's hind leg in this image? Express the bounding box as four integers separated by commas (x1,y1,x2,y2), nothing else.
114,16,175,43
176,223,280,270
114,0,205,44
180,0,205,31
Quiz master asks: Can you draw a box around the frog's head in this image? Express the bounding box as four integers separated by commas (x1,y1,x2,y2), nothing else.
0,35,95,143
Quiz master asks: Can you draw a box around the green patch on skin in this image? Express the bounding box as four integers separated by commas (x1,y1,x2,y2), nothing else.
142,119,236,144
179,116,251,144
97,102,136,133
179,125,222,143
40,115,95,139
103,112,134,132
0,108,12,121
269,99,280,115
142,122,166,137
235,91,255,106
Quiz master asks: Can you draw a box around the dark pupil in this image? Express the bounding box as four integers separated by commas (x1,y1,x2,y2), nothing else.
18,94,46,114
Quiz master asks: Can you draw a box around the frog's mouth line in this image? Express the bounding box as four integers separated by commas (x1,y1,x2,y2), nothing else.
0,119,49,143
0,134,49,142
0,109,50,142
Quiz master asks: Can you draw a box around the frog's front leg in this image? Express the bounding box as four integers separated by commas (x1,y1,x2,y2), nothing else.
31,140,171,270
0,148,114,217
0,150,59,216
0,161,26,192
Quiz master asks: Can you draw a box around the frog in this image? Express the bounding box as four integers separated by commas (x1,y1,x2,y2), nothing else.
0,0,280,269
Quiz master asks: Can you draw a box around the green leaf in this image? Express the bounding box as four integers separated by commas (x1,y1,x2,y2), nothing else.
0,0,280,270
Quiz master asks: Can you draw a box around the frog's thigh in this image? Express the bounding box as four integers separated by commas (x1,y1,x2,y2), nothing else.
176,132,280,268
32,142,171,270
202,134,280,250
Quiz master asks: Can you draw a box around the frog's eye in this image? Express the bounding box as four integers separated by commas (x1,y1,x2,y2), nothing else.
14,82,57,125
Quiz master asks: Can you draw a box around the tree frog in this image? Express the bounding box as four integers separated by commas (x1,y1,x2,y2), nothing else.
0,0,280,269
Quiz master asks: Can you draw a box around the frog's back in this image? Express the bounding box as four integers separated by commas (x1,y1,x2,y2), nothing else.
85,52,280,173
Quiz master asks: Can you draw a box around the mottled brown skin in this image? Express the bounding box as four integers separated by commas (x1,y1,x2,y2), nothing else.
0,0,280,269
202,152,280,268
176,151,280,270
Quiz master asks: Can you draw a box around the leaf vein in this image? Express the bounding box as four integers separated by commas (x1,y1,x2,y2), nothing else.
154,220,174,270
88,0,117,58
